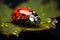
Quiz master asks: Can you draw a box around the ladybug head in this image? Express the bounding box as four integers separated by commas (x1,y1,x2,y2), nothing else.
29,11,41,24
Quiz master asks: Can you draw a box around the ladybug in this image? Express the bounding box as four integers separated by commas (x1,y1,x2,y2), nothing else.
11,7,41,24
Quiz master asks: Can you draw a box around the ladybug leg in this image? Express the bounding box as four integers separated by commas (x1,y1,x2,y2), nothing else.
19,19,28,27
19,20,22,26
24,18,30,27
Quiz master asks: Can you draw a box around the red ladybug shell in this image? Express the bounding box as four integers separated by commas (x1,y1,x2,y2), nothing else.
11,7,32,21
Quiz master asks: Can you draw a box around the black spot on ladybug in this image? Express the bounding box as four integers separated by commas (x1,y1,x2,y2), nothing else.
18,9,21,12
22,14,26,16
30,10,33,12
14,13,16,16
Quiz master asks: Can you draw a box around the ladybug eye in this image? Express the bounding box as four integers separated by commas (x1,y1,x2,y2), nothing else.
14,13,16,16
